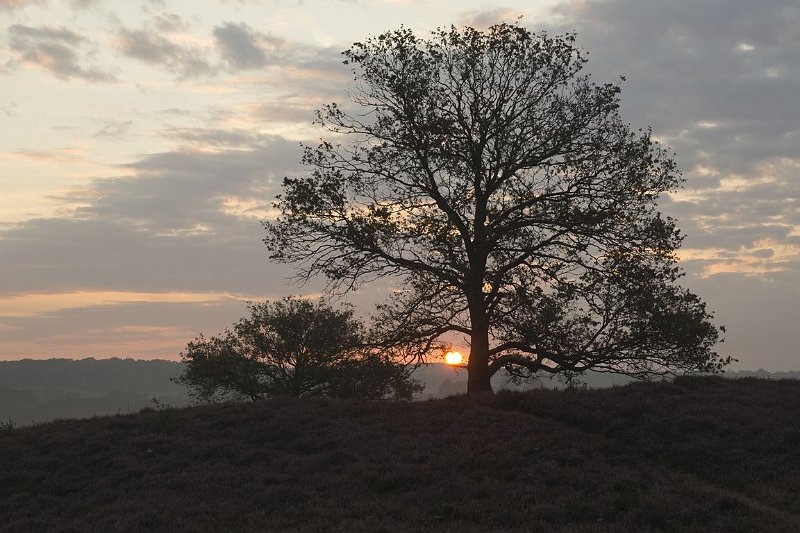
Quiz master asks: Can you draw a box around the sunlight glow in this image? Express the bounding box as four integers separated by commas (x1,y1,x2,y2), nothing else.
444,351,464,366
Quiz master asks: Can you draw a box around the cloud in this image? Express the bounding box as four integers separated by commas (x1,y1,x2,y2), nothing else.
547,0,800,166
11,147,88,163
0,299,256,359
0,103,17,117
158,127,264,147
526,0,800,370
94,119,132,139
0,290,251,318
678,238,800,278
158,107,194,117
0,135,305,299
0,0,44,10
151,12,191,33
163,100,319,131
79,139,297,233
68,0,102,9
115,28,215,79
227,45,349,97
248,100,317,124
0,123,340,361
213,21,282,70
0,132,322,359
7,24,116,81
112,18,347,85
459,7,528,29
541,0,800,279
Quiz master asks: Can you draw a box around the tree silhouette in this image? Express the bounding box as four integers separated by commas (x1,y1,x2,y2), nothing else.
265,24,730,395
175,298,420,402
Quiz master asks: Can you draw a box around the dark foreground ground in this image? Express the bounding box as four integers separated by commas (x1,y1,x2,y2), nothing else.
1,376,799,532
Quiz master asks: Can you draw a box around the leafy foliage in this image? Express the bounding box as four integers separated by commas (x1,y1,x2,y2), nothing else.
265,24,730,393
0,418,16,435
174,297,420,402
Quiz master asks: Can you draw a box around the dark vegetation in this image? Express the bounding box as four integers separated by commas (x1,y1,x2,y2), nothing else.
2,376,799,532
265,23,728,394
175,298,420,403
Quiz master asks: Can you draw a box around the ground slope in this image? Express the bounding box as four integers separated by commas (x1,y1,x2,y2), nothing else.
1,376,799,532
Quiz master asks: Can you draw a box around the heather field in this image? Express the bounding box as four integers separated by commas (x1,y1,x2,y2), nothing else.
2,376,799,532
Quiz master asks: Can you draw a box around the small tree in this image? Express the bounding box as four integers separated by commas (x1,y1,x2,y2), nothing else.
265,24,730,395
175,297,420,402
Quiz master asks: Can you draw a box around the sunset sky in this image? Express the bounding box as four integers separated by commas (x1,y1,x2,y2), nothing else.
1,0,798,371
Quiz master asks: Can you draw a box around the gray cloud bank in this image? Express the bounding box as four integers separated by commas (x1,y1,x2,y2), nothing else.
3,9,350,84
113,16,342,80
1,135,302,296
544,0,800,272
6,24,115,81
0,133,319,359
115,27,215,79
536,0,800,369
213,21,282,70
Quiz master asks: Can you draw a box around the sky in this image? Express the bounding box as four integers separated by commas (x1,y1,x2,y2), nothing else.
0,0,798,371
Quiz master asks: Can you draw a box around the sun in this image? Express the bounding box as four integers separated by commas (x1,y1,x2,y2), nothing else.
444,351,464,366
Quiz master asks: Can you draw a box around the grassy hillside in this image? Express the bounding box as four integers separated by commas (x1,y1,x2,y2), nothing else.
1,376,799,532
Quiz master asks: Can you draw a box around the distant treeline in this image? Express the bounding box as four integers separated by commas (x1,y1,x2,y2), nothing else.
0,358,186,396
727,369,800,380
1,358,796,426
0,358,190,426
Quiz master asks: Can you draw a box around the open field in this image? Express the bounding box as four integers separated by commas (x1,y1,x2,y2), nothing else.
2,376,799,532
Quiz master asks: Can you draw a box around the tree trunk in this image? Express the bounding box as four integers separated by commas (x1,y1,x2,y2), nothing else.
467,309,493,395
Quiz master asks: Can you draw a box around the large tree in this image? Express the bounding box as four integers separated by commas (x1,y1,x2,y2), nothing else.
264,24,730,395
175,298,420,402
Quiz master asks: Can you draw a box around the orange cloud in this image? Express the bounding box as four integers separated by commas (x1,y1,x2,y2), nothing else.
0,290,265,318
678,238,800,277
9,147,89,164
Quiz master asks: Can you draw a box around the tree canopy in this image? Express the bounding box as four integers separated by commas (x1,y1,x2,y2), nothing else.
264,24,730,395
175,298,420,402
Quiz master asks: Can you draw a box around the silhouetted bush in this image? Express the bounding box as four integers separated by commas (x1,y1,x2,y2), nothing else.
174,297,421,402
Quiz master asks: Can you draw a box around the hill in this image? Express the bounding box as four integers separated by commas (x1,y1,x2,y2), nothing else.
0,358,190,425
2,357,796,427
1,376,799,532
0,358,630,426
0,358,185,395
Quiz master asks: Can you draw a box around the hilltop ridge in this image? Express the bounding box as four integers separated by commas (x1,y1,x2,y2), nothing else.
3,357,797,426
2,376,799,532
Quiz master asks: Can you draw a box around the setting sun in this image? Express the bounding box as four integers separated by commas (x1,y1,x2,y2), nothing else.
444,351,464,366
